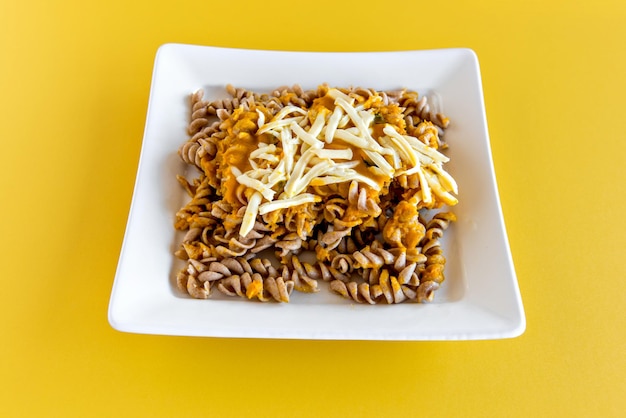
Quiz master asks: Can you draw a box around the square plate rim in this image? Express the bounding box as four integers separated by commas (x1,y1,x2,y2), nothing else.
108,44,526,341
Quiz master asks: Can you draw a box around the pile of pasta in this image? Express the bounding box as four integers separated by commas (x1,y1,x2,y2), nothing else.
174,84,458,304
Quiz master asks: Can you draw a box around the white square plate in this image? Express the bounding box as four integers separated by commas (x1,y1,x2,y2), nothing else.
108,44,525,340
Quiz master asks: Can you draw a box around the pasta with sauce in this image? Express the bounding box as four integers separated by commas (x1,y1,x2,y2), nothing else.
174,84,457,303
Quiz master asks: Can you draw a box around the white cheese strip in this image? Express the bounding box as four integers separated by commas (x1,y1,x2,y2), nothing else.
291,121,325,149
302,161,359,182
311,148,353,160
359,110,375,128
342,123,390,155
289,160,334,196
334,129,372,149
325,163,381,185
340,170,383,190
308,156,326,166
299,141,311,156
256,109,265,130
249,159,259,170
335,97,370,136
309,111,328,138
249,144,276,159
382,125,418,166
401,134,449,163
428,163,458,194
280,128,297,175
349,173,383,190
232,168,275,201
240,191,262,237
309,175,347,186
398,165,420,176
266,160,287,188
424,170,458,205
272,105,307,121
331,160,360,170
325,106,343,143
255,153,279,163
321,164,359,179
258,193,321,215
338,114,350,128
310,171,381,190
282,149,315,197
363,149,394,177
438,190,459,206
257,117,305,135
383,125,448,164
377,136,402,169
249,144,280,164
334,97,382,151
327,88,354,105
384,134,416,167
244,168,272,179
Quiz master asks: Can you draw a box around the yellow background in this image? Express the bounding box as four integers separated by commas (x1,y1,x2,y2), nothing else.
1,0,624,416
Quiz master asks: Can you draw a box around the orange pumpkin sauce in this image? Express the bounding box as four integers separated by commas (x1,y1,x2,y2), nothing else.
215,108,272,206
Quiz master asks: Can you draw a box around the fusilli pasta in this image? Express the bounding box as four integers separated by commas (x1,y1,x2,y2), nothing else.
173,84,458,303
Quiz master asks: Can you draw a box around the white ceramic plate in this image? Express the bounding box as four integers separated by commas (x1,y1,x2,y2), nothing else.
108,44,525,340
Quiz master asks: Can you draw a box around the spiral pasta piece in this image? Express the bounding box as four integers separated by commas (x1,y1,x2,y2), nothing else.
330,270,416,305
398,91,449,131
418,212,456,284
216,273,294,303
188,90,210,136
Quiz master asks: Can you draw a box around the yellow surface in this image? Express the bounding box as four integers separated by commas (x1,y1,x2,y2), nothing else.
1,0,625,416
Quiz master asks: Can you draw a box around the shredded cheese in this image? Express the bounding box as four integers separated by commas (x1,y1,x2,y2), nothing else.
234,87,457,237
257,117,305,136
240,191,262,237
311,148,353,160
290,121,325,149
324,106,343,143
258,193,322,215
